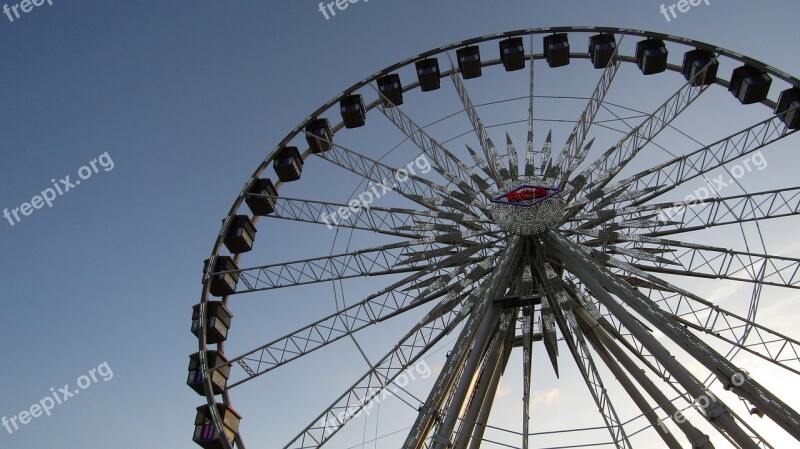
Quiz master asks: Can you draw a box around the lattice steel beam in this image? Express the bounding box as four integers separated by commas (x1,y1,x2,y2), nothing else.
637,187,800,236
630,244,800,290
403,237,522,449
525,35,536,178
547,231,800,444
376,98,492,204
566,58,716,204
600,115,797,209
540,131,553,179
506,133,519,181
312,139,476,216
555,43,621,186
261,195,482,237
572,245,800,376
575,229,800,290
642,287,800,376
230,239,493,294
283,289,476,449
533,258,632,449
447,53,509,183
225,251,498,388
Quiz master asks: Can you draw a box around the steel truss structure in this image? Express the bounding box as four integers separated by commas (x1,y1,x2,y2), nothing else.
193,27,800,449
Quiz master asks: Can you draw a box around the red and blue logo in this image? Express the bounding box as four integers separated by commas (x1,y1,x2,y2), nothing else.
491,185,562,207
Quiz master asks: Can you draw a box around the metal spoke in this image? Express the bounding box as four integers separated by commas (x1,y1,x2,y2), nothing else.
466,145,497,184
374,91,493,202
553,41,622,186
625,186,800,236
547,230,800,442
574,229,800,289
229,239,493,294
632,244,800,290
596,115,797,210
569,186,800,234
505,133,519,181
224,248,498,388
447,52,509,183
259,195,481,238
311,137,478,216
642,286,800,376
540,130,553,179
566,56,718,205
533,258,632,449
525,38,536,178
283,283,481,449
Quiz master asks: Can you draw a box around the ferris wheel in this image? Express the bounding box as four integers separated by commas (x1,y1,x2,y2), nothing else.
189,26,800,449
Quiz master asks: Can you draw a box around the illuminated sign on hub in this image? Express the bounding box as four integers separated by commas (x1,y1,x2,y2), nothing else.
491,185,562,207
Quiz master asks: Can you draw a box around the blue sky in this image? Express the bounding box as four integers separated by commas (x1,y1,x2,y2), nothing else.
1,1,799,448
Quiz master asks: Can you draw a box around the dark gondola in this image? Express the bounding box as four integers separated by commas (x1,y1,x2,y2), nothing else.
305,118,333,153
636,38,668,75
244,178,277,216
191,301,233,344
203,256,239,297
457,46,482,79
187,351,230,395
377,73,403,106
776,88,800,129
193,404,242,449
544,33,570,68
340,94,366,128
416,58,441,92
589,34,616,69
500,37,525,72
273,146,303,182
223,215,257,254
681,49,718,86
730,65,772,104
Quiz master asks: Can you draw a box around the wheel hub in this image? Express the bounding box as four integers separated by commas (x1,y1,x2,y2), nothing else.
488,178,565,235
